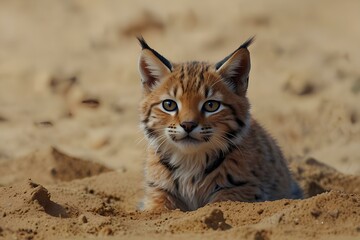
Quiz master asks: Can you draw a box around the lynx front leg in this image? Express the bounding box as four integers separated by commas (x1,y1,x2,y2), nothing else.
142,187,178,212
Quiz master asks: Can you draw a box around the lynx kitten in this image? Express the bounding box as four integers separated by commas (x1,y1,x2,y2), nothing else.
137,37,302,211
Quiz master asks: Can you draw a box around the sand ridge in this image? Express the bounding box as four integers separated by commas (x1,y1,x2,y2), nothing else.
0,163,359,239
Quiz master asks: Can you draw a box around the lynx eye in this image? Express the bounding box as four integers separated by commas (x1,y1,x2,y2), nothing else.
162,99,178,112
202,100,220,113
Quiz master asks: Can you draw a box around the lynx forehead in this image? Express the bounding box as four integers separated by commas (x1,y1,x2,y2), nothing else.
137,36,302,211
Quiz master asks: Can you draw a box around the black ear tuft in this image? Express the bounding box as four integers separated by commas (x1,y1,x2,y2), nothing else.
136,36,172,71
238,36,255,50
215,37,253,95
137,35,151,50
215,36,255,70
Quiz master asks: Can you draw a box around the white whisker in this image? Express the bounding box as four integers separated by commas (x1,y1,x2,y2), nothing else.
155,136,168,154
135,135,147,145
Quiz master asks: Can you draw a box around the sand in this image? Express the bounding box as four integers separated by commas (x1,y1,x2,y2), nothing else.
0,0,360,239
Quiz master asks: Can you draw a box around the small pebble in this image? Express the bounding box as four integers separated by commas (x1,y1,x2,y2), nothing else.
79,214,88,223
311,209,322,218
99,227,113,236
329,209,339,218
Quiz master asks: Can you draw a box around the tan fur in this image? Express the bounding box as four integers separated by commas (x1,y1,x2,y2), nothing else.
137,37,302,211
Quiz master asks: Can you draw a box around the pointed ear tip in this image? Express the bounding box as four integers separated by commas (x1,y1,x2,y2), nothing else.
240,36,255,49
136,35,150,50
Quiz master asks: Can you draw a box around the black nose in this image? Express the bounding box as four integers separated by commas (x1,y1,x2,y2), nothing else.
180,121,198,133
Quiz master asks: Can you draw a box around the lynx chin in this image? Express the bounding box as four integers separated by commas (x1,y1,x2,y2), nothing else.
137,36,302,212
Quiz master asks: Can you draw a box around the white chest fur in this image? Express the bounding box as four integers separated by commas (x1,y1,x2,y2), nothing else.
169,152,210,210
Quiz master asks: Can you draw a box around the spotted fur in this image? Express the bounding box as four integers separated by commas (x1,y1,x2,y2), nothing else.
137,37,302,211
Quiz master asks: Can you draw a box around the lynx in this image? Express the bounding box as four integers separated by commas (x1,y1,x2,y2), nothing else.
137,37,302,211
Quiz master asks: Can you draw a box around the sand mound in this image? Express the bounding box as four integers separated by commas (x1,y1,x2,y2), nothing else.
0,147,111,186
291,158,360,197
0,152,359,240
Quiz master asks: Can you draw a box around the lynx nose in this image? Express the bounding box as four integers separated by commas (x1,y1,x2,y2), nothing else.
180,121,198,133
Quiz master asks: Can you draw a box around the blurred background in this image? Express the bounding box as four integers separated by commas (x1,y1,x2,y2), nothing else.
0,0,359,177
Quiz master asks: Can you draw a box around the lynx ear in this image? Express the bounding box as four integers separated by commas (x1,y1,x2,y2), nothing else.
137,36,172,92
215,37,254,95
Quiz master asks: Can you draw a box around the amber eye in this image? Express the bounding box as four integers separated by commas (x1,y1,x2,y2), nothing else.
162,99,178,112
202,100,220,112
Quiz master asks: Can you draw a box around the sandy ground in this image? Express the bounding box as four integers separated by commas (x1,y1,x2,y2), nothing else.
0,0,360,239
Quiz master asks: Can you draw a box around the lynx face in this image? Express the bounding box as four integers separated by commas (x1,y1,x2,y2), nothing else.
138,37,252,155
